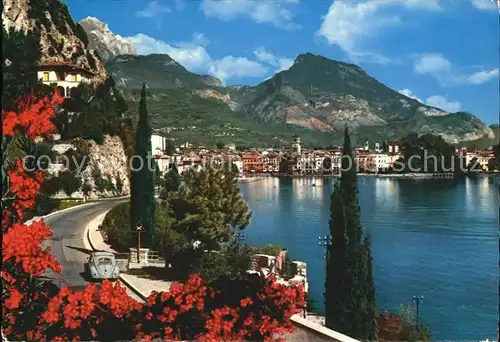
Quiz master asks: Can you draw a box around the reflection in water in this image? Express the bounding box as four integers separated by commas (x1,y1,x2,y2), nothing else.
239,177,498,340
293,177,325,201
374,178,400,210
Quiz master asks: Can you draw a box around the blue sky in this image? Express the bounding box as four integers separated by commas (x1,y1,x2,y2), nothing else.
66,0,499,124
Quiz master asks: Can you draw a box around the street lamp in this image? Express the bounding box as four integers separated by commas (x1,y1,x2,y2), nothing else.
234,232,247,249
318,235,332,259
412,295,424,330
135,221,144,263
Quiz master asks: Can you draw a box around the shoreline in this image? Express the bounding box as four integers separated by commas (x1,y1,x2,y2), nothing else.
238,173,499,180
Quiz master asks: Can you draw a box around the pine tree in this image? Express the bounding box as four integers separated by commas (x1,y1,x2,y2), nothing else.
325,126,377,339
130,84,156,248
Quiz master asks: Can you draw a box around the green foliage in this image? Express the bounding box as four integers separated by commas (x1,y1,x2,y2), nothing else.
161,164,181,196
115,175,124,195
252,244,283,256
100,202,135,252
65,78,127,143
82,181,92,197
91,167,109,193
2,27,42,111
58,171,82,197
168,168,251,251
119,118,136,173
397,133,459,173
130,84,156,247
63,147,89,174
325,127,377,340
191,244,254,283
40,176,64,197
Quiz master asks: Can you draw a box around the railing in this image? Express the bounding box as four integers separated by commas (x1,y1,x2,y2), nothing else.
147,250,165,264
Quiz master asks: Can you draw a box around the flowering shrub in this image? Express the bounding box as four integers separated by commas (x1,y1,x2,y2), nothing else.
1,92,305,341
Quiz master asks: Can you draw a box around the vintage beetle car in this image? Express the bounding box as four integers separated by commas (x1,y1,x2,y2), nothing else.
85,251,120,280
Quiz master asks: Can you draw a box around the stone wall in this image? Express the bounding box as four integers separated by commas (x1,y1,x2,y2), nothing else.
49,135,130,199
285,315,361,342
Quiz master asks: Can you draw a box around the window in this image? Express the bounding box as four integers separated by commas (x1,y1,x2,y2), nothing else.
97,257,113,265
71,74,78,82
43,72,50,81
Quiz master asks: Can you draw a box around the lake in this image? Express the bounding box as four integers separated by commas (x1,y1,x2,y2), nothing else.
238,176,499,340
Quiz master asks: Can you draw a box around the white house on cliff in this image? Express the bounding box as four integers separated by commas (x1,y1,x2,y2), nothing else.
37,61,94,97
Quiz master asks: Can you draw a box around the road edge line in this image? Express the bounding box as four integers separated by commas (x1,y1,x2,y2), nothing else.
84,209,147,302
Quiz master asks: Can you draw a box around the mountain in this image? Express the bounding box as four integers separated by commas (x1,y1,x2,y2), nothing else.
3,0,107,83
107,54,222,89
78,17,135,62
107,52,494,146
106,55,334,148
228,53,494,143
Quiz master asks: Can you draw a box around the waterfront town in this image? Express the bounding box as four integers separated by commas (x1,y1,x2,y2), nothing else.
150,134,496,177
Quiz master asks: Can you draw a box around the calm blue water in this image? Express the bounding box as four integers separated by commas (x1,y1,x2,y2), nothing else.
238,176,499,340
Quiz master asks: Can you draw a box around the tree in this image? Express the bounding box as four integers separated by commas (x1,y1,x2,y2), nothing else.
2,27,45,111
325,126,377,340
130,84,156,248
58,171,82,197
164,163,181,193
216,142,225,149
169,168,251,250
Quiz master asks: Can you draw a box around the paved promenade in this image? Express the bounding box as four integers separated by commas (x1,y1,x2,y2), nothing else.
85,211,172,301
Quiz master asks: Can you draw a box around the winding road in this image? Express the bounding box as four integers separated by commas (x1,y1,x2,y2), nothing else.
41,199,128,291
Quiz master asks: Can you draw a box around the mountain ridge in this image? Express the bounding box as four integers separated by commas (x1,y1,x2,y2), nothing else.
78,16,135,62
76,13,495,146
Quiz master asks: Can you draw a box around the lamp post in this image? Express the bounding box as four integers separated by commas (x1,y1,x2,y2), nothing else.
136,221,144,263
234,232,247,250
412,295,424,330
318,235,332,260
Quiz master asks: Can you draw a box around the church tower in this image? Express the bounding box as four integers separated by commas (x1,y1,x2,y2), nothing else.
292,135,301,156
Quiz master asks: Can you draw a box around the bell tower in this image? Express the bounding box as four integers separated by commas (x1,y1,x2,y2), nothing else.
292,135,301,156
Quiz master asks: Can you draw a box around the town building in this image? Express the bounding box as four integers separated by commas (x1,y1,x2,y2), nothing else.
242,154,263,173
262,153,280,173
151,134,168,156
38,61,94,98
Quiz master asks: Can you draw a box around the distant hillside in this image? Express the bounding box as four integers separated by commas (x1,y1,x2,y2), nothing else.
459,124,499,148
105,51,494,147
228,53,494,144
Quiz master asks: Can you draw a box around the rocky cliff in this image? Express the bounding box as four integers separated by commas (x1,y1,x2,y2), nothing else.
2,0,108,83
79,17,135,62
49,136,130,199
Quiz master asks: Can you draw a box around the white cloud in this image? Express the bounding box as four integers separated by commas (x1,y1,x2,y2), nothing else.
466,68,499,84
413,53,451,74
399,89,461,112
253,46,294,72
471,0,498,11
412,53,499,86
316,0,441,64
125,33,267,84
398,88,423,103
136,0,171,18
209,57,268,82
426,95,461,112
191,32,210,47
200,0,299,30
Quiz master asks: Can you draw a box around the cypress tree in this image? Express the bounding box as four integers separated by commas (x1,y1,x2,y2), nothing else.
325,126,377,339
130,84,156,248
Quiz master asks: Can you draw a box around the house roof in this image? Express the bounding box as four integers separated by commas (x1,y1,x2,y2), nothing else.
38,61,95,75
